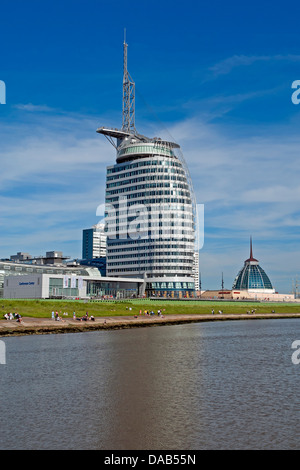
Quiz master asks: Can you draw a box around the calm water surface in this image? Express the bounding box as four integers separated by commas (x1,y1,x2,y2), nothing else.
0,318,300,450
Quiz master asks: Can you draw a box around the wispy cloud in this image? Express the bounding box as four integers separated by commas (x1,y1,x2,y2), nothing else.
208,54,300,79
13,103,56,112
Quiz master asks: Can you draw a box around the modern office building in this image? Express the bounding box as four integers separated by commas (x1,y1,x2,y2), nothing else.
4,273,143,299
1,247,142,299
97,38,197,298
0,258,96,298
82,223,107,260
232,238,275,294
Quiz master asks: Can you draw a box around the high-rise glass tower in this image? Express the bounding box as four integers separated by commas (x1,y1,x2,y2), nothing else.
97,38,197,298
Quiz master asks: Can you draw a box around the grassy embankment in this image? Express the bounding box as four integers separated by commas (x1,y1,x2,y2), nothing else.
1,298,300,319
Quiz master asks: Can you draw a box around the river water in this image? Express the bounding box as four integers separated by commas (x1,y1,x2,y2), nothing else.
0,318,299,450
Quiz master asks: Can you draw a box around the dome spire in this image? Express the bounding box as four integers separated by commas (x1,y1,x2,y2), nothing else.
246,236,258,263
250,236,253,259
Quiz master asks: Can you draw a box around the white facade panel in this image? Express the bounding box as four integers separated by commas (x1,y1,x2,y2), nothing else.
4,274,43,299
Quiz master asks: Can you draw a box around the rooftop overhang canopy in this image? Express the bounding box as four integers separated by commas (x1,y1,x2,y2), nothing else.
97,126,180,147
96,127,131,139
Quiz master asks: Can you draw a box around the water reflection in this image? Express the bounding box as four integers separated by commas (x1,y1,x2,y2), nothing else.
101,326,207,450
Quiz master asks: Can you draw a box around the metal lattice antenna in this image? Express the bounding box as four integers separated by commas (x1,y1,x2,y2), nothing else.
122,30,136,133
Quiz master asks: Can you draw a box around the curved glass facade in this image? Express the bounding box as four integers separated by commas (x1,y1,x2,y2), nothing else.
232,240,274,293
105,141,196,296
232,263,273,290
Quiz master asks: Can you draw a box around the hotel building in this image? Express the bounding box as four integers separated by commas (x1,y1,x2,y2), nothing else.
97,38,198,298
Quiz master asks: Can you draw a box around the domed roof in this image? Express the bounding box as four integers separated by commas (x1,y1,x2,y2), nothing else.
232,238,274,292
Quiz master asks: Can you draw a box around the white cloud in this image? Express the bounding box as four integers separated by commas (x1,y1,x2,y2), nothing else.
13,103,56,112
208,54,300,78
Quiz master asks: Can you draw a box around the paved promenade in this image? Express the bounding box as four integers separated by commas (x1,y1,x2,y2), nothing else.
1,312,300,336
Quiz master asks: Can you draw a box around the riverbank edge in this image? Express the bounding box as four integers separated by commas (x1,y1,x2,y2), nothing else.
1,312,300,337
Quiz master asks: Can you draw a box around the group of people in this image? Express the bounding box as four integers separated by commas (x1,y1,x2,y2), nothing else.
51,311,71,322
52,311,63,321
211,308,258,315
211,309,223,314
140,309,164,317
76,312,95,322
3,312,22,322
51,310,95,322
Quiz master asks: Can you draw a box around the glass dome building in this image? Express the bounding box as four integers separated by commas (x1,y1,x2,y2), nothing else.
232,238,275,293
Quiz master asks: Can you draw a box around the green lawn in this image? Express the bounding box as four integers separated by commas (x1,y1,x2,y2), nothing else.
1,298,300,319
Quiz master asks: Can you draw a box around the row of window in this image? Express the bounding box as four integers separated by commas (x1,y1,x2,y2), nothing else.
125,213,193,221
106,181,190,193
118,145,174,157
0,264,87,275
106,188,190,199
106,188,191,204
107,239,195,248
105,208,193,220
106,228,194,238
148,282,195,289
107,156,182,174
107,252,194,260
105,228,195,235
106,196,193,205
108,266,192,273
110,221,194,228
107,167,185,180
108,259,193,266
106,174,188,188
107,245,195,253
106,235,195,243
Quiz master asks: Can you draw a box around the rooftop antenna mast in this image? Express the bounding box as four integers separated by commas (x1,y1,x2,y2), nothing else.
122,29,136,134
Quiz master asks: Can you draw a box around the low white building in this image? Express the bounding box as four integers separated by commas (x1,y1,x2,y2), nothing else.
4,273,143,299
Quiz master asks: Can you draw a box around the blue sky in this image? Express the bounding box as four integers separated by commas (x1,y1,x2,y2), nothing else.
1,0,300,293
